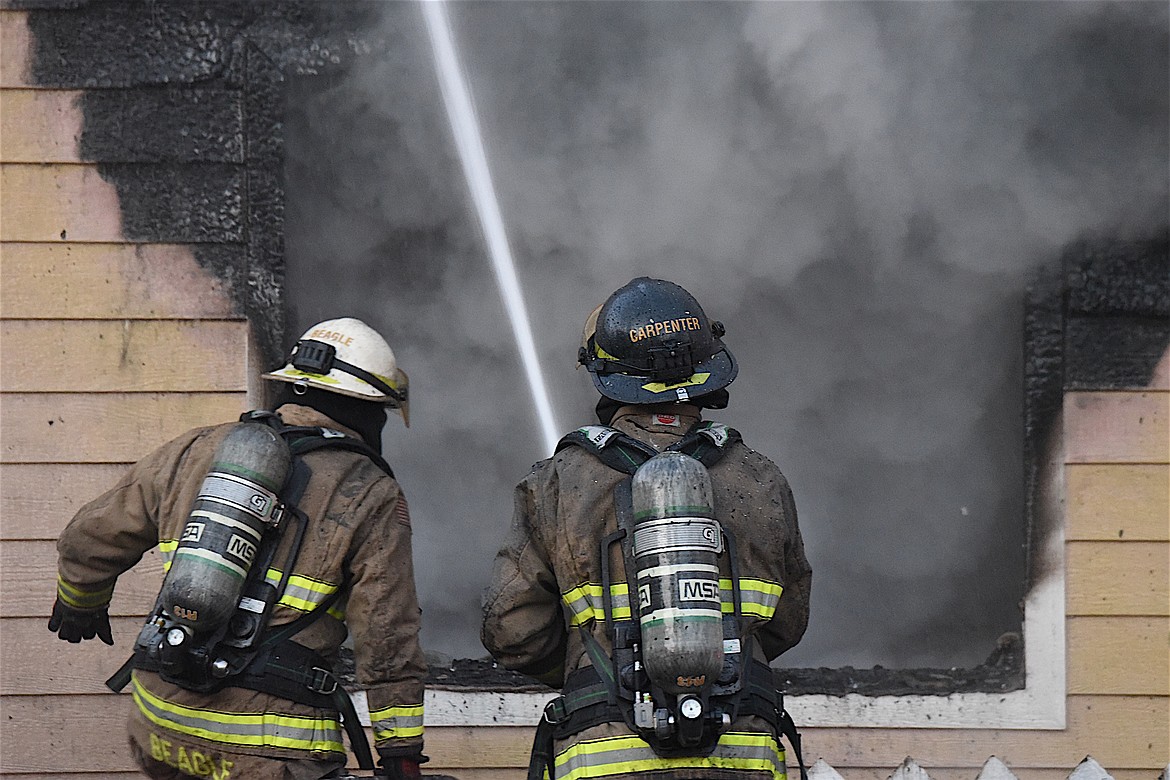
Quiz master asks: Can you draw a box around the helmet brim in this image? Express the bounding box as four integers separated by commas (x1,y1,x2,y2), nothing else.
262,366,402,406
588,347,738,404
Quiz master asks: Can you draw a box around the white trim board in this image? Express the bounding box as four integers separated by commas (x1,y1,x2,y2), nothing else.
353,571,1065,729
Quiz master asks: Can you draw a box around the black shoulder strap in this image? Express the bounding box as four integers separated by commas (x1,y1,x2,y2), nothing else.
557,421,742,474
556,425,658,475
666,421,742,468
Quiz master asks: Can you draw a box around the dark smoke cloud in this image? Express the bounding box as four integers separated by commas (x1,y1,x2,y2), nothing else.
284,1,1169,668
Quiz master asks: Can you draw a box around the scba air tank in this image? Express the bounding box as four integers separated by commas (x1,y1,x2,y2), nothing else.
160,423,290,632
632,452,724,695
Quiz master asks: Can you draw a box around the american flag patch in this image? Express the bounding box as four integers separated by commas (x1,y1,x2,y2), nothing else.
394,495,411,526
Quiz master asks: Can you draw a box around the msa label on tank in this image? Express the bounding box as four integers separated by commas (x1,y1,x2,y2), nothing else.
226,535,257,566
180,522,205,543
679,579,721,602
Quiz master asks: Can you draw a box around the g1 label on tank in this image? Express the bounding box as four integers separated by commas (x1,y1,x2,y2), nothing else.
248,492,272,513
675,674,707,688
679,579,720,602
180,522,205,544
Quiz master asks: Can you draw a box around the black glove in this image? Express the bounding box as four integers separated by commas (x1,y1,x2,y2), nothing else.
48,599,114,645
376,750,427,780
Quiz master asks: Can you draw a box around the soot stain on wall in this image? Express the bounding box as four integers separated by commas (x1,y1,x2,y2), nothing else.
22,0,389,365
19,0,1169,693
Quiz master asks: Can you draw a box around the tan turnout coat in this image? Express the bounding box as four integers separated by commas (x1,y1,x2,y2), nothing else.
55,404,426,779
482,404,812,780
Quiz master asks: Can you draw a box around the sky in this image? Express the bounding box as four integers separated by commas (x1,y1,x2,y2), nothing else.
284,0,1169,668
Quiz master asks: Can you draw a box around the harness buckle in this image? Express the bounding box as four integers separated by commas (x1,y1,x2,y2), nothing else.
543,696,569,725
307,666,339,695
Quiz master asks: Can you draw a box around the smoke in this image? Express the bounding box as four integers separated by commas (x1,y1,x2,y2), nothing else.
283,1,1169,668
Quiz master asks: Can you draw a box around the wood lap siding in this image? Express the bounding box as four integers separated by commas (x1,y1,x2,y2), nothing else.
0,10,251,776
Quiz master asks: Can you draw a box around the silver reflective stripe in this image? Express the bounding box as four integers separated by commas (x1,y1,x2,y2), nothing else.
131,676,345,754
721,578,783,619
370,705,425,740
562,583,631,626
552,731,786,780
565,577,783,625
261,569,341,614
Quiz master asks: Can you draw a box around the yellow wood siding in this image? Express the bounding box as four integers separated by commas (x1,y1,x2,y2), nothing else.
0,11,30,88
2,243,239,319
0,19,257,775
0,90,83,162
0,164,125,241
1,464,131,539
1066,464,1170,541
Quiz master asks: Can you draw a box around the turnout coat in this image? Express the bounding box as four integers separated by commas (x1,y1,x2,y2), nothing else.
482,403,812,780
55,404,426,779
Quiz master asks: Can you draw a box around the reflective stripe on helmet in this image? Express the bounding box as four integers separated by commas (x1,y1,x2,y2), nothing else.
562,578,783,626
368,703,425,741
56,576,115,610
551,731,786,780
131,674,346,754
639,372,712,394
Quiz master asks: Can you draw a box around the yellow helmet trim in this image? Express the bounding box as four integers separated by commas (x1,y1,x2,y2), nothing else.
595,344,619,360
281,369,342,385
641,372,711,393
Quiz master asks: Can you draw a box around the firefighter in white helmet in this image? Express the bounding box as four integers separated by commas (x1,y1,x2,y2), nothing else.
51,317,429,780
482,279,813,780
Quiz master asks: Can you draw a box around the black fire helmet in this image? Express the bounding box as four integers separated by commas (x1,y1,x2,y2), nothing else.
578,277,738,405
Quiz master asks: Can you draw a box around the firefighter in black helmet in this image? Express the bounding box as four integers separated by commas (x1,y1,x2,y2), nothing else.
578,276,738,409
483,278,813,780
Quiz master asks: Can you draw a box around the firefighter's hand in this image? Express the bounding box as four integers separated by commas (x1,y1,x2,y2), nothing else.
48,599,114,645
376,750,427,780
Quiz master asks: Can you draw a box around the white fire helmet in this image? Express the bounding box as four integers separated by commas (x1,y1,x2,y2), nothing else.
262,317,410,426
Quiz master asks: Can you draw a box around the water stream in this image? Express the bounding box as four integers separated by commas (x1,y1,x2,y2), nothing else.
420,0,561,455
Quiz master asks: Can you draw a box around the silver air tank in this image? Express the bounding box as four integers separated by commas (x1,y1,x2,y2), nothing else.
159,423,289,632
632,452,724,695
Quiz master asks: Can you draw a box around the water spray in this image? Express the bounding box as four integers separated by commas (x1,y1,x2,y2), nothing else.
420,0,561,455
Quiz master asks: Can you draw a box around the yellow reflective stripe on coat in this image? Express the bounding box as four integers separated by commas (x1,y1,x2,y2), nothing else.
562,583,631,627
262,568,343,617
368,703,424,741
131,674,345,755
552,731,785,780
160,539,179,562
563,578,783,625
161,540,345,620
56,576,114,609
720,578,783,620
